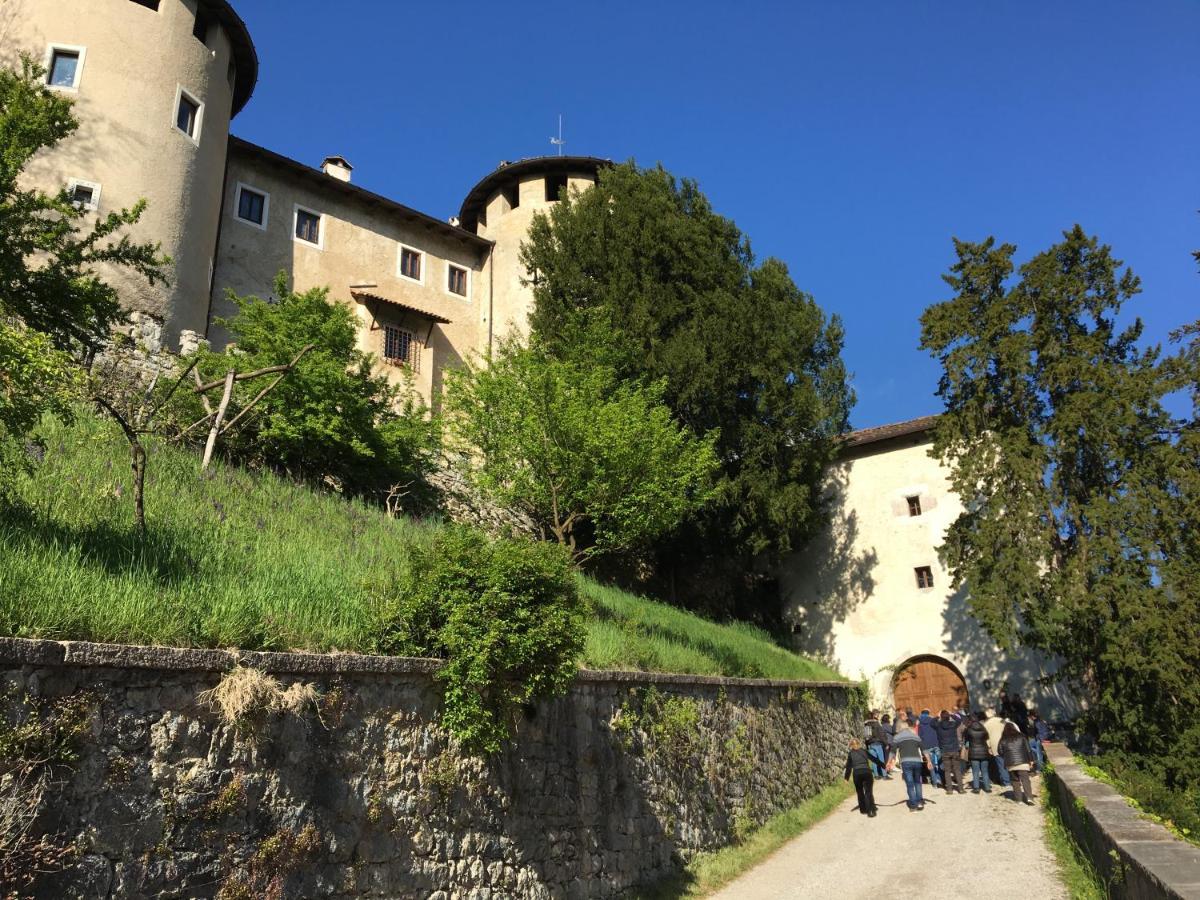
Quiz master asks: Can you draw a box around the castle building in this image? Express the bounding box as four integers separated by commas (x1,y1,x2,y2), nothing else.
5,0,606,403
7,0,1072,717
780,416,1075,719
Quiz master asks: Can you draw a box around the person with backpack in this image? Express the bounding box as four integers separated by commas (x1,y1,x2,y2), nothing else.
917,709,943,789
862,711,889,779
964,712,992,793
844,739,878,817
998,722,1036,805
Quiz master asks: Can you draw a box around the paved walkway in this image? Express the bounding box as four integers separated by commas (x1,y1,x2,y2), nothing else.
710,772,1066,899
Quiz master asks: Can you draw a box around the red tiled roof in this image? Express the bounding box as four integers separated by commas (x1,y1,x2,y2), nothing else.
351,291,452,325
842,414,940,449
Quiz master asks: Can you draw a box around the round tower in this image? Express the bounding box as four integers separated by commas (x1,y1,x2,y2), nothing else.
458,156,609,344
3,0,257,347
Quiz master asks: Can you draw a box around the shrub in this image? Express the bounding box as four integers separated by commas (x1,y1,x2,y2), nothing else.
376,527,586,753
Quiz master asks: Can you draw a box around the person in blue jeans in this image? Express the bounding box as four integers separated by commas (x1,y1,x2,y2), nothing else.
983,707,1013,788
917,710,943,788
1028,708,1051,770
964,713,993,793
890,717,929,811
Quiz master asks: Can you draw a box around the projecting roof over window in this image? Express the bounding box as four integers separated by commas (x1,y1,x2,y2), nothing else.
350,290,452,325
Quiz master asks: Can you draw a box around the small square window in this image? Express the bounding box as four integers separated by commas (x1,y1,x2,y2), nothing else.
399,247,422,282
383,325,419,372
915,566,934,589
176,91,200,139
447,264,468,297
295,208,321,246
907,495,922,517
68,179,100,211
48,49,80,89
235,185,268,227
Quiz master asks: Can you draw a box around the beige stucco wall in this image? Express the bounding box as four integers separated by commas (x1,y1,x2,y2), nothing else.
476,172,595,343
210,150,490,407
3,0,239,344
780,432,1075,719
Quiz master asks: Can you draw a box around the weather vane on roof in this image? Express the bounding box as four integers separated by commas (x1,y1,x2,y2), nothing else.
550,114,566,156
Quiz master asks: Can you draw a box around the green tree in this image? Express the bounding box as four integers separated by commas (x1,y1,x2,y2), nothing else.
919,226,1199,779
443,338,719,560
521,162,851,605
170,274,437,500
0,57,166,355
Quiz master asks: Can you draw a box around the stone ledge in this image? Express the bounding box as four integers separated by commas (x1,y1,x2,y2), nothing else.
1045,743,1200,899
0,637,851,691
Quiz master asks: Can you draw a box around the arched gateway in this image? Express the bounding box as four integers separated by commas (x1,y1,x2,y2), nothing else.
892,655,968,714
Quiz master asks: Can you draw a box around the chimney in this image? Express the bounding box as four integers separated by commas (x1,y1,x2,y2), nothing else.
321,155,353,183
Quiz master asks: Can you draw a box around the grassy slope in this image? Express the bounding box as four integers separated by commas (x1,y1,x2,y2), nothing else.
0,414,842,681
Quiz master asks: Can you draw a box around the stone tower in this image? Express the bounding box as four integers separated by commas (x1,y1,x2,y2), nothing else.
2,0,257,347
457,156,609,347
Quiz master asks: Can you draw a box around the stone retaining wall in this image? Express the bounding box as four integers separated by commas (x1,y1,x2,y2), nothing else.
0,638,858,899
1044,743,1200,899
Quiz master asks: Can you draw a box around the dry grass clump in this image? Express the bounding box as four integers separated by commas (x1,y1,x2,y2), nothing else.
198,667,320,726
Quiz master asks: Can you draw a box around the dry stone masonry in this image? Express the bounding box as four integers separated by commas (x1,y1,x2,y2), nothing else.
0,638,857,898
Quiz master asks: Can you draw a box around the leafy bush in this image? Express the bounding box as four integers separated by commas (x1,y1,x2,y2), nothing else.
376,527,586,753
1092,752,1199,846
443,338,718,560
169,274,438,502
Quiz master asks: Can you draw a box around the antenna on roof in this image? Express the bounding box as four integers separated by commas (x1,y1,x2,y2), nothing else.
550,114,566,156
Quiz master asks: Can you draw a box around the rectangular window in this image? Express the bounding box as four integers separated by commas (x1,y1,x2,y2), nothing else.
399,246,423,282
175,90,200,139
907,495,922,517
234,184,268,228
294,208,321,246
502,183,519,211
545,173,568,202
915,566,934,589
68,179,101,211
383,325,420,372
447,264,468,297
48,48,81,89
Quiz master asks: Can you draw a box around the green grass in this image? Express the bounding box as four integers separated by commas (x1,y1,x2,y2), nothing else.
1041,771,1106,900
639,781,852,898
1,413,839,681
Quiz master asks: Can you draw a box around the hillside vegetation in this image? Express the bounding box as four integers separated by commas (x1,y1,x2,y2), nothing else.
0,413,842,682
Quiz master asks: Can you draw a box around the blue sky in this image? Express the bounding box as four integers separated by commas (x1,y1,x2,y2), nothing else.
232,1,1200,429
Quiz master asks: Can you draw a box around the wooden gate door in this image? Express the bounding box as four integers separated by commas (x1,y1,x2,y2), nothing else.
892,658,968,715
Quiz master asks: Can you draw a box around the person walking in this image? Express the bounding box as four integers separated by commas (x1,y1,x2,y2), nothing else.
1009,694,1030,734
999,722,1036,805
890,717,929,811
964,713,992,793
863,711,888,779
983,707,1013,790
844,739,878,817
917,709,943,789
934,709,965,794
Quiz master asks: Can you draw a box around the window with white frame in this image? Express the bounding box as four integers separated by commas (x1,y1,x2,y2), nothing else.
46,46,84,90
383,325,419,372
294,207,322,247
234,184,268,229
446,263,468,298
67,179,101,212
398,246,423,283
175,88,202,141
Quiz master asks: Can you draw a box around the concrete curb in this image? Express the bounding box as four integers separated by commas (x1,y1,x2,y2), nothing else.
1045,743,1200,899
0,636,852,691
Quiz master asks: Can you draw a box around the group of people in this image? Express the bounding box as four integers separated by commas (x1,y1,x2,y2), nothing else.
843,691,1053,816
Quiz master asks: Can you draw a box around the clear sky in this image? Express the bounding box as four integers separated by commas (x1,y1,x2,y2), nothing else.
231,1,1199,429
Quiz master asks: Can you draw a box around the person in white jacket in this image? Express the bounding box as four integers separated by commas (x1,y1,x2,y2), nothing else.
982,707,1013,789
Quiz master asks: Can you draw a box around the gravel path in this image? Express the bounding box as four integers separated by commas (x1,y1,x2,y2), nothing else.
709,772,1066,899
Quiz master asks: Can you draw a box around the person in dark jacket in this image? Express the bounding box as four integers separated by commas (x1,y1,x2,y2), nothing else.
1009,694,1030,734
964,713,992,793
998,722,1035,804
1028,708,1051,770
863,711,888,778
844,739,878,816
934,709,965,794
917,710,943,788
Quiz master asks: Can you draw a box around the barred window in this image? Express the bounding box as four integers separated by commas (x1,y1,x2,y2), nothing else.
384,325,419,372
907,495,922,517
